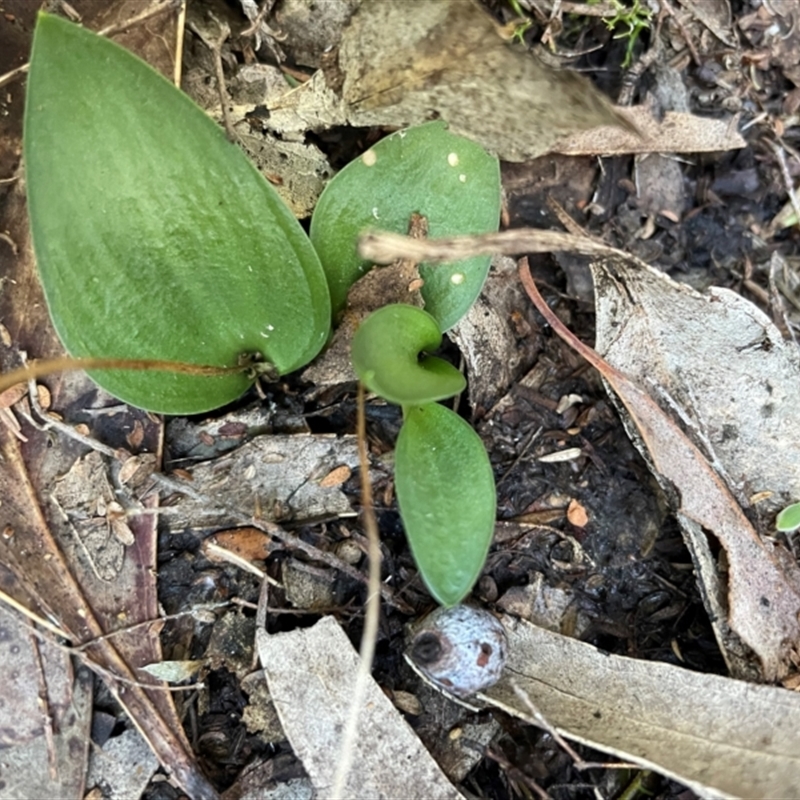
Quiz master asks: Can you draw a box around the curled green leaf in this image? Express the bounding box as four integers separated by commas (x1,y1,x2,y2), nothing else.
395,403,496,606
310,121,500,331
777,503,800,533
25,14,330,414
351,305,465,405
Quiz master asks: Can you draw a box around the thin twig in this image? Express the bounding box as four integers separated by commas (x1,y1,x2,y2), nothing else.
331,384,383,798
660,0,701,66
30,633,59,780
359,228,626,266
203,540,282,586
241,0,273,37
0,602,205,694
173,0,187,88
96,0,180,38
509,679,638,773
771,142,800,229
0,586,71,640
188,16,236,141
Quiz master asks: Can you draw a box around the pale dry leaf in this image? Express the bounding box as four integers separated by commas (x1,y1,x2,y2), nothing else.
482,617,800,800
139,660,203,683
520,260,800,681
85,727,159,800
676,0,736,47
267,0,634,161
590,255,800,679
257,615,464,799
551,108,745,155
591,258,800,532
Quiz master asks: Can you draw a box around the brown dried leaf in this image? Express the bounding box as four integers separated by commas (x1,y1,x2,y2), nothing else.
520,260,800,681
483,617,800,800
551,108,745,156
268,0,634,162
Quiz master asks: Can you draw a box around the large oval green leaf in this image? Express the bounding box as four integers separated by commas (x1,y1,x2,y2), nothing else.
310,121,500,331
351,305,465,405
24,13,330,414
395,403,496,606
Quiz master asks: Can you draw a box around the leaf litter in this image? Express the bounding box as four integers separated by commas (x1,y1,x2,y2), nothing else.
4,3,796,795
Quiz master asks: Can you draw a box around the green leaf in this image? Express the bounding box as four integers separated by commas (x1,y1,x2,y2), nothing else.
351,305,465,405
310,121,500,331
395,403,496,606
777,503,800,533
24,14,330,414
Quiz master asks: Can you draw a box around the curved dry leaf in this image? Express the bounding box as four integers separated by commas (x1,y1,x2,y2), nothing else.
482,617,800,800
267,0,633,161
551,108,744,156
520,260,800,681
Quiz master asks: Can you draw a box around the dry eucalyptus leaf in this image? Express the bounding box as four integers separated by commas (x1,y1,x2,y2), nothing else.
592,258,800,529
676,0,737,47
590,255,800,679
520,259,800,682
482,617,800,800
267,0,633,161
257,615,464,799
551,108,745,155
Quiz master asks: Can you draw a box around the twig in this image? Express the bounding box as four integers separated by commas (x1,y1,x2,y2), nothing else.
660,0,701,66
96,0,180,38
508,679,638,774
771,142,800,229
0,586,71,640
30,633,59,780
241,0,273,38
203,540,282,586
0,354,249,397
188,16,236,141
485,744,552,800
359,228,626,265
173,0,187,88
331,383,383,798
0,601,205,693
21,376,121,460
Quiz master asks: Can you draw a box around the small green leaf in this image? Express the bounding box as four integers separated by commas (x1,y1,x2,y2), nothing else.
776,503,800,533
351,305,465,405
24,14,330,414
310,121,500,331
395,403,496,606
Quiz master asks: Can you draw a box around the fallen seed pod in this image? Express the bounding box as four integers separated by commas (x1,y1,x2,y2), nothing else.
406,605,508,698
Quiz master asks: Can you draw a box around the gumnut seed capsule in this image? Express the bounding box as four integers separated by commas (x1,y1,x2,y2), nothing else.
406,605,508,698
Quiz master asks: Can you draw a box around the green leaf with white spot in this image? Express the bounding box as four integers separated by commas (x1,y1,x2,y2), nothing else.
310,121,500,331
351,304,465,405
395,403,496,606
24,13,330,414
